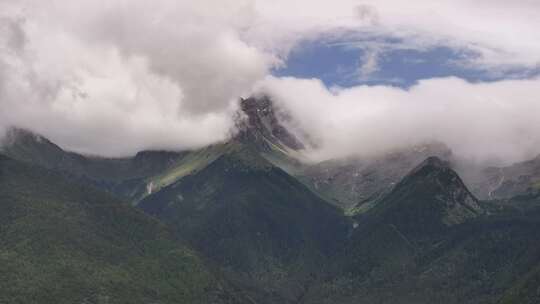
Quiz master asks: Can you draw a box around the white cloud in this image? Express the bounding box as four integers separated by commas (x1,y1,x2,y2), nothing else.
357,48,381,80
252,0,540,69
257,76,540,165
0,0,539,160
0,0,274,156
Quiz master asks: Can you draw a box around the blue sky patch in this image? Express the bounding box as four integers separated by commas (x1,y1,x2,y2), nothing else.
273,39,539,88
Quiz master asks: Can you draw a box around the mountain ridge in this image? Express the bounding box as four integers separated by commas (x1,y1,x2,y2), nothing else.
2,96,540,304
138,144,350,303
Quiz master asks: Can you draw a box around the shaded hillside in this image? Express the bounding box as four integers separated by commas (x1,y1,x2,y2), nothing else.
499,262,540,304
357,156,484,237
139,144,350,303
0,154,246,304
305,157,540,304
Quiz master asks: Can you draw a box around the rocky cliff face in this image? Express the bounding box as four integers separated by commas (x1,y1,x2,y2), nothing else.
235,96,305,152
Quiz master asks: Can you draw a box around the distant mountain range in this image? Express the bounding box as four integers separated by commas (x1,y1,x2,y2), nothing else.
1,96,539,304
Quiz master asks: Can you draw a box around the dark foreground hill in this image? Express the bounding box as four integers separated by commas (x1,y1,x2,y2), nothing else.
139,144,350,303
304,157,540,304
0,154,247,304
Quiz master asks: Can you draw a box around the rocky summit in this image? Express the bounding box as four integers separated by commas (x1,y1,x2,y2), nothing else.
235,96,305,152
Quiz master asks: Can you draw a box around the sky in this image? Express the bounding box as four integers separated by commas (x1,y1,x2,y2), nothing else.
0,0,539,164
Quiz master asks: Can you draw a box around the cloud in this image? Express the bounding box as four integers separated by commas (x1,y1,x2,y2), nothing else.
0,0,539,160
254,0,540,70
357,48,381,80
257,76,540,165
0,0,275,156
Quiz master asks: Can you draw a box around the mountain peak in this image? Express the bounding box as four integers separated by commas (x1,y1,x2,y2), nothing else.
399,157,477,206
421,155,447,167
234,96,305,152
408,156,450,176
0,127,73,166
366,157,484,236
1,127,53,148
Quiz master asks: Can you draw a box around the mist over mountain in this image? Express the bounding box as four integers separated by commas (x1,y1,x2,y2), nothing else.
1,2,540,303
1,1,540,164
2,94,540,303
256,76,540,165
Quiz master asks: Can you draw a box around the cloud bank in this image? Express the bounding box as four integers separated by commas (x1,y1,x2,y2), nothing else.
0,0,539,162
0,0,274,156
257,76,540,165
